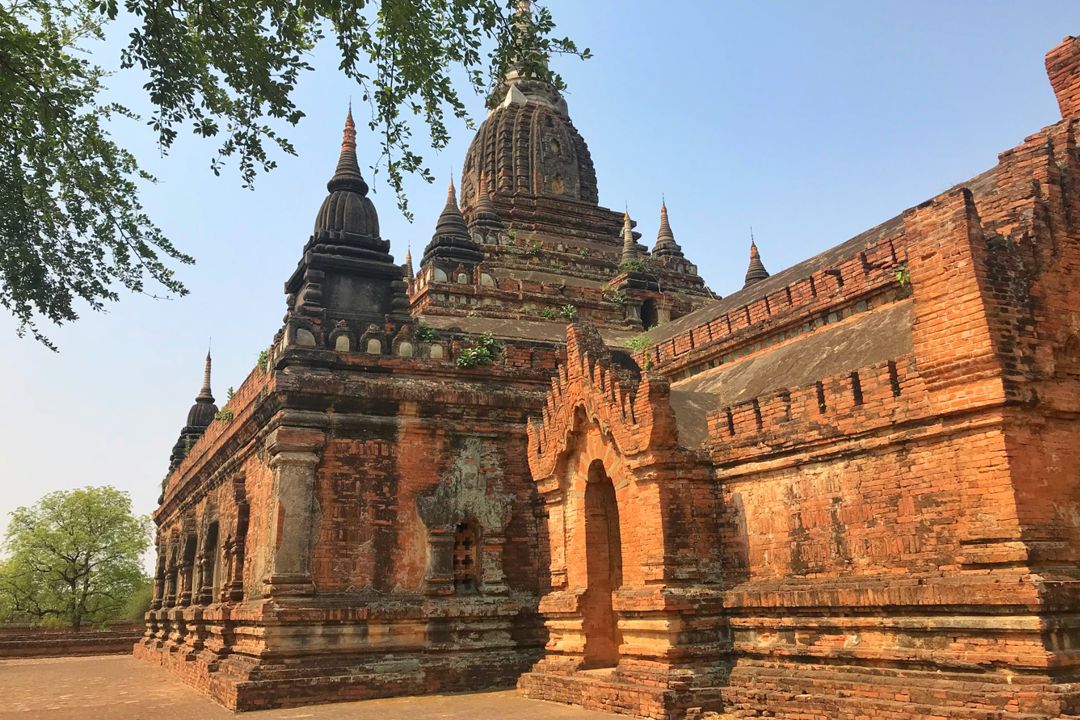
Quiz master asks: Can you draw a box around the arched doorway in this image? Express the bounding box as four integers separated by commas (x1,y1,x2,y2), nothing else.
582,460,623,668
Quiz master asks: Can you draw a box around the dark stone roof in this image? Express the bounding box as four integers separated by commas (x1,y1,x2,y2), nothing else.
313,109,380,241
652,202,683,258
743,242,769,287
185,398,217,429
169,352,218,473
467,179,506,230
422,181,483,267
668,300,914,449
185,353,217,429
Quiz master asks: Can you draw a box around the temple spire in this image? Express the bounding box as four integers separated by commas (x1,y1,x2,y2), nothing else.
405,243,414,279
196,349,213,402
327,106,369,195
743,233,770,288
620,212,639,266
492,0,563,110
652,199,684,258
512,0,537,48
469,171,505,231
436,177,469,238
423,175,483,267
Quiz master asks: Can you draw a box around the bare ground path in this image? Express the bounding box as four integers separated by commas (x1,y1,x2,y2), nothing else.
0,655,619,720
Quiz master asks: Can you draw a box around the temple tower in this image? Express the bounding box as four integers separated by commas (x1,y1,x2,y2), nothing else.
281,109,409,351
166,351,217,475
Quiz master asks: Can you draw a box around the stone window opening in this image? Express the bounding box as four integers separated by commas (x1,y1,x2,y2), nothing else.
641,299,658,330
453,519,481,594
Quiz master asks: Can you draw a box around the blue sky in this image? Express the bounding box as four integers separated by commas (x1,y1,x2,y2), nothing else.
0,1,1076,543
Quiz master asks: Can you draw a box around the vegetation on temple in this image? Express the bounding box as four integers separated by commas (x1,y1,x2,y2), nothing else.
0,487,152,630
456,332,499,368
415,323,438,343
0,0,587,348
618,257,654,275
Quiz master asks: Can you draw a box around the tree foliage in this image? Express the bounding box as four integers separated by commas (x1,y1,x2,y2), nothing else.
1,1,193,349
0,486,151,630
1,0,587,348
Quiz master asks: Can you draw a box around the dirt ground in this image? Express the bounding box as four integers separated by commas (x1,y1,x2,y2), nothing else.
0,655,619,720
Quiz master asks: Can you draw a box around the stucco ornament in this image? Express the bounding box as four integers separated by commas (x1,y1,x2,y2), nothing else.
417,438,513,532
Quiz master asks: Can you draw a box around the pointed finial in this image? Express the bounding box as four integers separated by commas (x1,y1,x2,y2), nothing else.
343,107,356,150
656,201,673,237
620,211,639,265
744,232,770,288
327,105,368,195
197,349,213,401
652,199,684,259
424,173,482,266
404,242,415,279
469,169,505,230
430,173,470,243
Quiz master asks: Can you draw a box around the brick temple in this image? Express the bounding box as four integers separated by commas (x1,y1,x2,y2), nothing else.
135,23,1080,720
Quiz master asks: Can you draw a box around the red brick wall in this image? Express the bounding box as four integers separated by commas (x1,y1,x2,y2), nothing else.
650,233,906,378
311,426,541,595
1047,36,1080,119
0,625,142,658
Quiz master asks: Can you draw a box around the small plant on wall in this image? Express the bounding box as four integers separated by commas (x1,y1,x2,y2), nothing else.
602,283,626,305
895,263,910,287
256,349,270,374
618,257,653,275
626,333,651,353
559,304,578,320
457,333,499,368
415,323,437,342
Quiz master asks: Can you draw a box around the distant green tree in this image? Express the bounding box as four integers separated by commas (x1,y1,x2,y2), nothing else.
117,576,153,623
1,0,587,348
0,487,151,630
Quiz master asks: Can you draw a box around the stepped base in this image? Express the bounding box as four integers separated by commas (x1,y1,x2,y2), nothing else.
518,663,727,720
